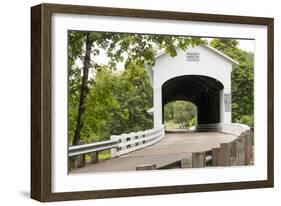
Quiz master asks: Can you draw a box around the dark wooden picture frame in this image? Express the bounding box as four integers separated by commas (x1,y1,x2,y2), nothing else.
31,3,274,202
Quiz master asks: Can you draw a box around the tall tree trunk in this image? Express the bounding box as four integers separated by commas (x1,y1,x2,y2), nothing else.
72,34,93,145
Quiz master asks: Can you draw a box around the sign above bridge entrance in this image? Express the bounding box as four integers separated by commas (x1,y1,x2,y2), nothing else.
186,52,200,62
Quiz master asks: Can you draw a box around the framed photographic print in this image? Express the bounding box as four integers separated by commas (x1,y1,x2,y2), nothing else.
31,3,274,202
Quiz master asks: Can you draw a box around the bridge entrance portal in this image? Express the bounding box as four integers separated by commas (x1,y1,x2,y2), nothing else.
146,44,238,129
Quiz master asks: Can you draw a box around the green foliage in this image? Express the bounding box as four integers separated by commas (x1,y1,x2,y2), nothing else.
238,115,254,128
68,64,153,144
211,39,254,127
164,101,197,129
189,116,197,127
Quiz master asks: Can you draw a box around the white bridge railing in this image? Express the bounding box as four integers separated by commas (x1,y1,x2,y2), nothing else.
110,125,165,157
195,123,250,137
69,125,165,168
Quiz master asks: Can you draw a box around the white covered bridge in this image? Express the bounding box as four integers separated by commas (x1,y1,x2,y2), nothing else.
147,44,239,127
69,44,252,173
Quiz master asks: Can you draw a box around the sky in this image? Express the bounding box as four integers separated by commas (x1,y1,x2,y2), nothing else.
238,39,254,52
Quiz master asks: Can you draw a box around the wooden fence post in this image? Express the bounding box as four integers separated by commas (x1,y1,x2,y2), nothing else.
221,142,231,166
212,147,222,166
192,152,205,168
230,140,238,166
244,134,251,165
237,137,246,165
90,152,98,164
181,157,192,168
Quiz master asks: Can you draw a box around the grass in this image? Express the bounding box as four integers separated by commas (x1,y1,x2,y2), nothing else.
85,149,111,162
98,149,111,160
68,149,112,170
164,120,187,130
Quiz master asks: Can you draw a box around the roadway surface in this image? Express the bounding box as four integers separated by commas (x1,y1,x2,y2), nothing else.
69,131,236,174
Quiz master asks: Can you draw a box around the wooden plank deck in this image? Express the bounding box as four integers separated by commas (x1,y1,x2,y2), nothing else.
69,131,236,174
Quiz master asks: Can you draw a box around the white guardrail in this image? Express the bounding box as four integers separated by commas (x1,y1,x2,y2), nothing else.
69,125,165,158
195,123,250,137
69,140,118,157
110,125,165,157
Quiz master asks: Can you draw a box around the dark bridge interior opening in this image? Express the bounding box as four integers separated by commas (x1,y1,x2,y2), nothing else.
162,75,224,125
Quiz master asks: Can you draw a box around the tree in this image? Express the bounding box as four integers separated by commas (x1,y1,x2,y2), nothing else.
68,31,204,145
210,39,254,126
107,63,154,135
68,63,154,143
83,67,121,142
73,34,93,145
